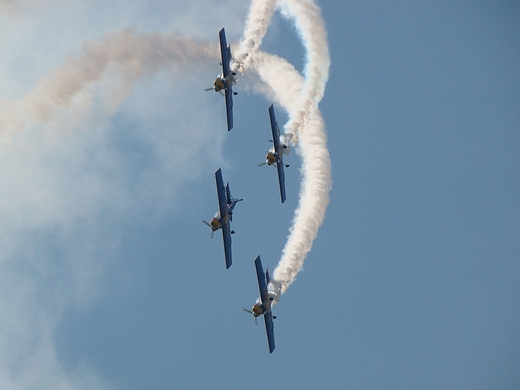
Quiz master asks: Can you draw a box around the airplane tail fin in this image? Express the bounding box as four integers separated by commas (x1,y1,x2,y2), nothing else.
226,183,243,205
226,183,232,204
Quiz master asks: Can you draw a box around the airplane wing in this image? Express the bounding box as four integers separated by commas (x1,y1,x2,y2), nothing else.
254,256,269,303
268,105,286,203
276,160,286,203
264,311,276,353
219,28,232,78
224,87,233,131
215,168,232,269
268,105,281,154
254,256,276,353
219,28,234,131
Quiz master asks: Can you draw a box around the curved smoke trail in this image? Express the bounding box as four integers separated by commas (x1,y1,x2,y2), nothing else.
237,0,331,303
0,29,217,135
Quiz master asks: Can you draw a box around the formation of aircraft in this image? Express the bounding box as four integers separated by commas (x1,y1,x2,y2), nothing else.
204,29,296,353
243,256,276,353
259,104,290,203
203,168,242,269
205,28,237,131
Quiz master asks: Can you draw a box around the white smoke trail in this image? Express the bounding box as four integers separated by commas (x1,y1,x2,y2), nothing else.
238,0,331,303
1,29,217,136
233,0,277,71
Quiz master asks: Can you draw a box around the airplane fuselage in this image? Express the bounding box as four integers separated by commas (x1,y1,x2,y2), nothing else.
251,303,265,317
210,212,230,231
207,197,238,233
250,296,273,318
213,77,227,92
213,74,236,93
209,216,221,231
265,151,277,166
263,141,289,166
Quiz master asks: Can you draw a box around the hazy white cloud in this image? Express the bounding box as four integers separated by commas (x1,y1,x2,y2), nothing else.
0,92,223,387
0,1,241,388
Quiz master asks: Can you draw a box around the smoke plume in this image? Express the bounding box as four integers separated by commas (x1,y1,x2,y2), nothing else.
237,0,331,303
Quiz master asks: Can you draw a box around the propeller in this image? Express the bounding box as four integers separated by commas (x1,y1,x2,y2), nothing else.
202,220,214,239
258,162,267,167
243,309,258,325
204,87,214,92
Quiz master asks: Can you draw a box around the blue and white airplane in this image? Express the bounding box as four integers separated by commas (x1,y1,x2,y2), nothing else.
205,28,237,131
259,104,290,203
244,256,276,353
203,168,242,269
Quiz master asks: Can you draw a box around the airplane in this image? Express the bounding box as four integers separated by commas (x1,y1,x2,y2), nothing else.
243,256,276,353
203,168,242,269
258,104,290,203
205,28,238,131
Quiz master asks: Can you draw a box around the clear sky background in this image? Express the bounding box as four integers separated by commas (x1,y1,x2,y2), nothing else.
0,1,518,389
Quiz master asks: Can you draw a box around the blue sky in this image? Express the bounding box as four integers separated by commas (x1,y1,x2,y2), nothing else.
0,1,518,389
